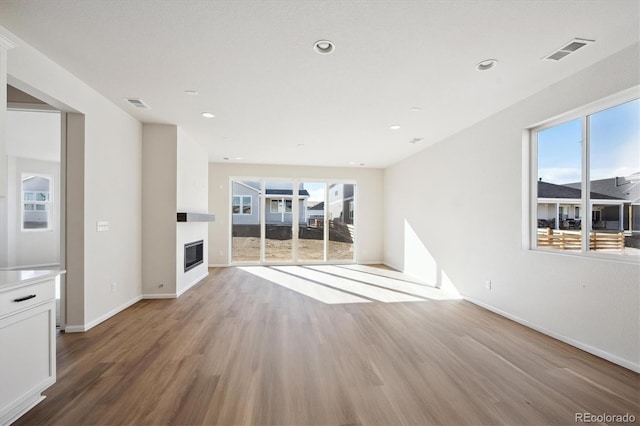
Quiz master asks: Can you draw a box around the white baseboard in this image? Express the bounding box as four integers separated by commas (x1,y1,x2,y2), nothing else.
142,293,177,299
383,260,403,272
208,263,228,268
177,272,208,297
358,260,385,265
0,262,61,271
64,295,143,333
464,296,640,373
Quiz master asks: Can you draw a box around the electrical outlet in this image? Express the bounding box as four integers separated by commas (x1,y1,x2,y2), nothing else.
111,282,117,293
485,280,492,290
97,221,110,232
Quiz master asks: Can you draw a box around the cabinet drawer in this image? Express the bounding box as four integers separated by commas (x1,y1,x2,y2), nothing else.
0,280,55,318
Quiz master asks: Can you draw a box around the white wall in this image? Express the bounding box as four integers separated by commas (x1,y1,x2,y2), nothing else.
176,127,208,294
1,25,143,330
384,44,640,371
142,125,209,297
5,109,60,269
142,124,177,296
208,163,384,266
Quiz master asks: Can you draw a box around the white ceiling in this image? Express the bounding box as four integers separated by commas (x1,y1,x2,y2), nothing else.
0,0,638,168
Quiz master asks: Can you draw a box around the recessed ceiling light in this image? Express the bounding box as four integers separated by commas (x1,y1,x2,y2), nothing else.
201,112,215,118
185,90,199,96
476,59,498,71
223,157,230,160
410,107,422,112
313,40,335,55
297,143,305,147
348,161,357,165
389,125,401,130
233,157,243,160
410,138,423,144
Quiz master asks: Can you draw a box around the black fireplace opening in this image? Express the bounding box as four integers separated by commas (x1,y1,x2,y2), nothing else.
184,240,204,272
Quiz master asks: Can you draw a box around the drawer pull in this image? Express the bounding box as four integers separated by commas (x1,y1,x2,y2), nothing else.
13,294,37,303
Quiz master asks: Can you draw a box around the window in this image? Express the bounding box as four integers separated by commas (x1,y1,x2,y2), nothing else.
22,174,53,231
270,199,292,213
232,195,252,215
532,92,639,257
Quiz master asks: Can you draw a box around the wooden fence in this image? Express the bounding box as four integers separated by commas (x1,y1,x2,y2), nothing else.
537,228,625,251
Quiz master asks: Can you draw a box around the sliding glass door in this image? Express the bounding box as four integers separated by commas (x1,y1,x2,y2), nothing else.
328,183,355,261
231,180,261,262
264,180,294,262
298,182,326,262
231,178,355,264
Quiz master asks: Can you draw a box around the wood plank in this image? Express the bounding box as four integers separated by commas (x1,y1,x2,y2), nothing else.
13,266,639,425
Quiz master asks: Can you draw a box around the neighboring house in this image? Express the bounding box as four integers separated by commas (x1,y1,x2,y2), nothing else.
328,184,354,225
307,201,325,228
265,188,309,225
231,181,310,226
537,175,640,232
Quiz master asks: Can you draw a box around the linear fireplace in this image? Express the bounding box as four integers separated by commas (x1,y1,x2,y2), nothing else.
184,240,204,272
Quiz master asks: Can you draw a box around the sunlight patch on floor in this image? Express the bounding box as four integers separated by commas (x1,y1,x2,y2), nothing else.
239,265,461,304
239,266,370,304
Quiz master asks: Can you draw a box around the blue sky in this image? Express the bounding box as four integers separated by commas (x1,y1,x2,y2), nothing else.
538,98,639,184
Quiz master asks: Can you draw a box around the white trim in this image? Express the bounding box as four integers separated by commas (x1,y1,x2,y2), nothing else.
0,262,60,271
528,86,640,131
383,260,404,272
528,87,639,258
464,296,639,373
0,34,16,50
208,263,228,267
142,293,177,299
177,272,208,297
64,295,143,333
7,102,59,112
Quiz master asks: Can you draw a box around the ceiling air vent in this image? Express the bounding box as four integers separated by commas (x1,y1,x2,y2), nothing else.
543,38,594,61
123,97,150,109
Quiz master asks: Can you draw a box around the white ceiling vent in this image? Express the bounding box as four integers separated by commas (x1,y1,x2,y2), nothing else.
123,97,150,109
543,38,594,61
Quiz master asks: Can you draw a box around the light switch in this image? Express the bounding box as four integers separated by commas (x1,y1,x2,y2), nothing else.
97,221,110,232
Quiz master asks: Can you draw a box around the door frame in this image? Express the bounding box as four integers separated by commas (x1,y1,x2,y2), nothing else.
229,176,357,265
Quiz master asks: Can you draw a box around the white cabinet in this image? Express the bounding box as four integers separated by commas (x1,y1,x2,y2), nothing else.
0,271,59,426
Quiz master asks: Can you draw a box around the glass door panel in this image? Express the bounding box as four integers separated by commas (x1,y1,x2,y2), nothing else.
298,182,326,261
264,180,293,262
327,183,355,261
231,180,261,262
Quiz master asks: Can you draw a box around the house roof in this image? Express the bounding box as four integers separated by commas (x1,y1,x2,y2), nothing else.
537,181,621,200
564,176,640,203
308,201,325,211
266,189,310,197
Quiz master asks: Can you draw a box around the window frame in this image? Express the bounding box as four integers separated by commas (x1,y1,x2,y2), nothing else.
21,173,54,232
232,195,252,215
269,198,292,213
528,87,639,261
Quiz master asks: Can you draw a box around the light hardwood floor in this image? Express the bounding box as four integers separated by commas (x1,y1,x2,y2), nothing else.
15,266,639,425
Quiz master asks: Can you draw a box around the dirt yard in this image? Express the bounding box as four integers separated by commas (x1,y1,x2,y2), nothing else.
232,237,353,262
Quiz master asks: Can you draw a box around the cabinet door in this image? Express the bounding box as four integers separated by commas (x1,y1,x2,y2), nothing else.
0,301,55,418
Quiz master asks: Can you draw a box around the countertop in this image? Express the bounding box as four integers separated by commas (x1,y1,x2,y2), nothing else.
0,270,66,292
